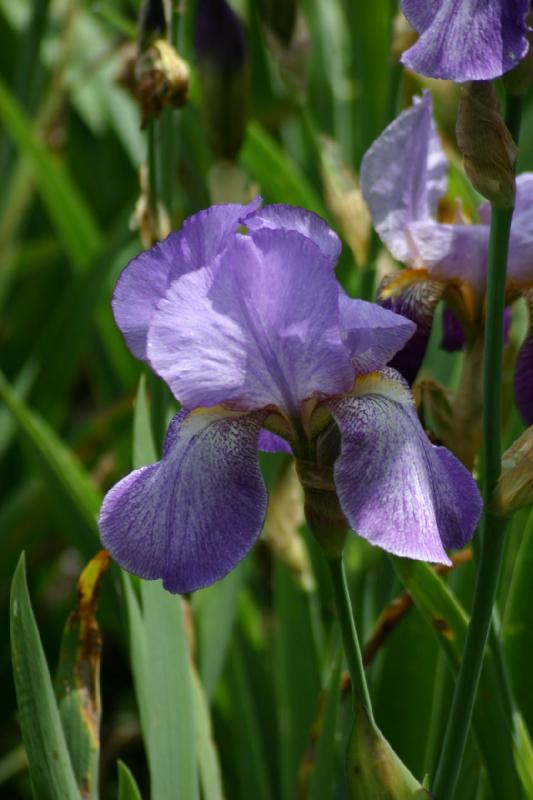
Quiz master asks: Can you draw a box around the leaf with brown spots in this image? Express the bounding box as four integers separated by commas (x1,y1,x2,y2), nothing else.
55,550,110,800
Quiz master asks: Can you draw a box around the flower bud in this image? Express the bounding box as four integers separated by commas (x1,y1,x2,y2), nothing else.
348,700,431,799
493,426,533,514
456,81,517,208
195,0,248,160
134,39,190,126
296,422,348,557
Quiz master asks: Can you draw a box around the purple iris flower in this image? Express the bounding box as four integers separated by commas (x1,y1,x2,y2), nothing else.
98,200,481,593
400,0,530,82
360,90,533,424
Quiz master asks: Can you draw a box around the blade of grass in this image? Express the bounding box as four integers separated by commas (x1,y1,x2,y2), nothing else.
10,553,79,800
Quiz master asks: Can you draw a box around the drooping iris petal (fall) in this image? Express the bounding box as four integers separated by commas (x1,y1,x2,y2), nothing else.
328,371,482,564
400,0,530,82
99,408,267,593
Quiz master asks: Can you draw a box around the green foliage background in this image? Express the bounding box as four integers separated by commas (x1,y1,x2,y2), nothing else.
2,0,533,798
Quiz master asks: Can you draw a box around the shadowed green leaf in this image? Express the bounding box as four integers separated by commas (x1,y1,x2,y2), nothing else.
10,553,79,800
393,557,526,798
0,370,100,554
0,75,103,270
241,122,328,217
117,760,142,800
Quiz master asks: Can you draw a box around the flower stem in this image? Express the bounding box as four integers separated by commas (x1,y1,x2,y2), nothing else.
432,95,522,799
326,555,374,723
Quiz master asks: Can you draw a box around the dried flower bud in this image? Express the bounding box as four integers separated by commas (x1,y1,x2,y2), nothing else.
456,81,517,208
130,164,171,246
263,462,314,591
348,700,431,799
493,426,533,514
133,39,190,126
195,0,248,160
320,135,370,266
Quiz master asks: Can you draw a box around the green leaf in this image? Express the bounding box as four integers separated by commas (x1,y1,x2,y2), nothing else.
393,557,525,798
0,370,100,554
55,551,110,800
306,649,343,800
241,122,328,217
0,75,103,271
274,561,321,800
192,561,247,699
191,668,224,800
133,374,158,469
10,553,80,800
141,582,199,800
117,760,143,800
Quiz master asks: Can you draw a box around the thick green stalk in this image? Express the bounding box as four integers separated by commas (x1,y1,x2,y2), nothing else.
432,96,522,799
326,556,374,723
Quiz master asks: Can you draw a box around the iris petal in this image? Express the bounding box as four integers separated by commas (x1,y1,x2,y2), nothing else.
401,0,530,82
360,91,448,264
99,408,267,593
328,370,482,563
246,204,342,266
338,295,416,373
112,199,261,360
147,228,354,414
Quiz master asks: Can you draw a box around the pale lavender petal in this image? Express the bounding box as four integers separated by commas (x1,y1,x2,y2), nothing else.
99,408,267,593
441,307,465,352
258,429,292,453
360,91,448,264
148,228,354,414
338,294,415,373
112,199,261,360
328,370,481,562
378,276,445,384
507,174,533,287
401,0,530,82
246,204,342,266
410,219,490,295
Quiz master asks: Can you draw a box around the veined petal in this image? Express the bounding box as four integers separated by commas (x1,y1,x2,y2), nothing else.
338,294,415,373
112,199,261,360
147,228,354,414
99,408,267,593
258,429,292,453
401,0,530,82
246,204,342,266
328,370,481,563
360,91,448,264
